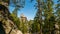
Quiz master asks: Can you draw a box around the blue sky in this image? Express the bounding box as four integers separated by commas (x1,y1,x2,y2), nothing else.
9,0,57,20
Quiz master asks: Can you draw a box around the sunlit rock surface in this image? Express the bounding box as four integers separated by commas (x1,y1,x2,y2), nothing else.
16,30,23,34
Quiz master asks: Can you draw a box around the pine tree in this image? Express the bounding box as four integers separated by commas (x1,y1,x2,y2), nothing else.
10,0,25,30
10,0,25,16
33,0,44,34
43,0,55,34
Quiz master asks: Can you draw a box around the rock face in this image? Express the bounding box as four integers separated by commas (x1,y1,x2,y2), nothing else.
0,21,6,34
0,4,23,34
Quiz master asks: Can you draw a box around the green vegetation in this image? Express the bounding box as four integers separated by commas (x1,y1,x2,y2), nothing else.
0,0,60,34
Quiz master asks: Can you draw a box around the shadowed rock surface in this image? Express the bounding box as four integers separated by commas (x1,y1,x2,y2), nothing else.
0,21,6,34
